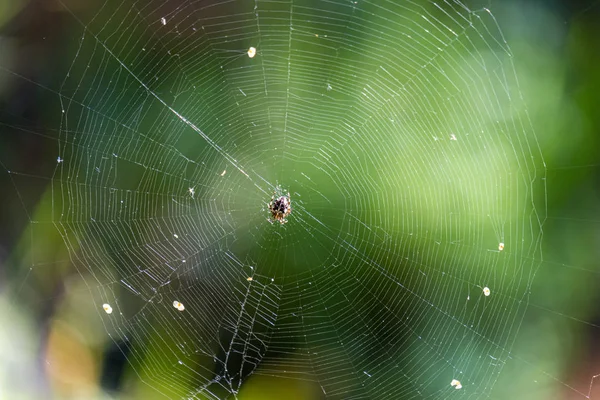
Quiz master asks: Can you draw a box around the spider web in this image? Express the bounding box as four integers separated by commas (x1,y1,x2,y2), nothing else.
3,0,549,398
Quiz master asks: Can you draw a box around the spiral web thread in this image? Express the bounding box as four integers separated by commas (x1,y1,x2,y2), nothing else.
39,0,546,398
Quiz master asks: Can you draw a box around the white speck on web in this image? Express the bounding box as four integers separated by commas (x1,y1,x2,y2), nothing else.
450,379,462,389
161,17,167,25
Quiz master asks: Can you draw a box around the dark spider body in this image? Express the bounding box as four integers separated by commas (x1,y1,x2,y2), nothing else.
268,191,291,224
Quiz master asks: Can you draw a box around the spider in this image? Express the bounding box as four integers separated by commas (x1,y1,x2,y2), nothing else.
268,190,291,224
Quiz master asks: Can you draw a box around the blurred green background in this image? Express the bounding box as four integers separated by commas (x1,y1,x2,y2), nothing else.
1,0,600,399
